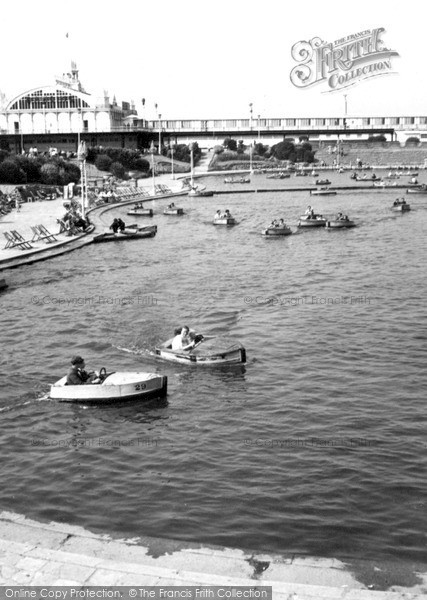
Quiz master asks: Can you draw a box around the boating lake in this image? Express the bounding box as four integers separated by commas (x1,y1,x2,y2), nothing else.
1,170,427,565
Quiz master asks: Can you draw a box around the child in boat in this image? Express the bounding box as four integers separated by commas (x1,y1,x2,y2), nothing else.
66,356,100,385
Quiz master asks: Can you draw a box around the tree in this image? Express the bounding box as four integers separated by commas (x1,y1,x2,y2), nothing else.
0,160,26,183
95,154,113,172
40,163,60,184
223,138,237,151
110,162,126,179
237,140,245,154
271,140,295,160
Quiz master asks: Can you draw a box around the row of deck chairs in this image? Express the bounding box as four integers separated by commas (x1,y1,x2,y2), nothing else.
155,184,172,194
114,187,151,201
3,225,58,251
18,188,63,203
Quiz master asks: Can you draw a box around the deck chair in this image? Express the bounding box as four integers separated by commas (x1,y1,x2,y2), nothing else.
4,230,33,250
31,225,58,243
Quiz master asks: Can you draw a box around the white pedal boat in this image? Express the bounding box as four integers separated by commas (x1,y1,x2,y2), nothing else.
298,215,327,228
213,217,236,226
127,208,154,216
163,207,184,215
155,337,246,366
326,219,356,228
262,225,292,236
50,371,167,403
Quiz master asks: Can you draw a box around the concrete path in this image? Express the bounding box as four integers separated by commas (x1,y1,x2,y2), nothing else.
0,513,426,598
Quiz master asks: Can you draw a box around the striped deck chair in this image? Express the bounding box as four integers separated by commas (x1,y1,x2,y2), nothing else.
4,230,33,250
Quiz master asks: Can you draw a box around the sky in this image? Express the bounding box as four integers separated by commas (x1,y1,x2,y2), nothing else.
1,0,425,120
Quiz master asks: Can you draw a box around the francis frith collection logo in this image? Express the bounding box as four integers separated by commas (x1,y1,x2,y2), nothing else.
290,28,399,92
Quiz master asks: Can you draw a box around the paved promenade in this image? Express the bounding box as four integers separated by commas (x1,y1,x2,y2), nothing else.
0,512,426,598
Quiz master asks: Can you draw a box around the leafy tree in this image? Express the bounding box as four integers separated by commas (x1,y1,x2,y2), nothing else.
254,143,267,156
40,163,60,184
0,160,26,183
237,140,245,154
95,154,113,172
271,140,295,160
223,138,237,151
15,156,43,182
110,162,126,179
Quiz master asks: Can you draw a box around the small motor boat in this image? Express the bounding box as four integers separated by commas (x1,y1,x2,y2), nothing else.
391,200,411,212
93,225,157,243
298,215,327,228
310,188,337,196
127,208,154,216
156,336,246,366
315,179,331,185
50,371,167,403
213,217,236,226
262,225,292,236
326,218,356,228
188,186,214,197
163,207,184,215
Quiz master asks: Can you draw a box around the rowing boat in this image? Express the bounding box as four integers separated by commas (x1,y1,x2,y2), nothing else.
155,336,246,366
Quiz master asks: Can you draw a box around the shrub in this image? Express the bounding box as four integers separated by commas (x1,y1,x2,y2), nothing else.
406,136,420,145
95,154,113,172
0,160,26,183
223,138,237,151
110,162,126,179
40,163,60,184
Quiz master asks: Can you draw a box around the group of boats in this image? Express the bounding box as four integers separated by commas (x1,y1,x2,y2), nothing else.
50,331,247,403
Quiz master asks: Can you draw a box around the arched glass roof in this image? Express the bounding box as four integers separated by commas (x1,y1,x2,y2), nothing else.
7,86,92,111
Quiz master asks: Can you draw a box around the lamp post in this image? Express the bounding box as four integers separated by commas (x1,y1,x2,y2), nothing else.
150,141,156,196
249,142,253,174
170,140,175,180
77,141,88,220
158,113,162,154
249,103,253,131
257,114,261,141
190,142,195,189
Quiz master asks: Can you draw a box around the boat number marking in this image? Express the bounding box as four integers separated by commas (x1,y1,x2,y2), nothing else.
134,383,147,391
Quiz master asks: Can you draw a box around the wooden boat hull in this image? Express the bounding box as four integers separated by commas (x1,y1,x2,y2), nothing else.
392,204,411,212
213,218,236,226
315,180,331,185
93,227,157,243
164,208,184,215
127,209,154,216
188,190,214,197
326,220,356,228
224,178,250,184
50,372,167,403
406,188,427,194
156,337,246,366
310,190,337,196
263,227,292,236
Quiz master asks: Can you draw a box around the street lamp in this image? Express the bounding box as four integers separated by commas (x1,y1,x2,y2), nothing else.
249,103,253,130
257,114,261,141
158,113,162,154
249,142,253,174
170,140,175,180
149,141,156,196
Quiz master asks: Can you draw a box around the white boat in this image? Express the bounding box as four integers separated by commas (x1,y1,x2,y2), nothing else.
155,337,246,366
164,207,184,215
50,371,167,403
406,186,427,194
262,225,292,236
224,177,250,184
391,200,411,212
127,207,154,216
310,188,337,196
326,218,356,228
298,215,327,228
213,217,236,226
315,179,331,185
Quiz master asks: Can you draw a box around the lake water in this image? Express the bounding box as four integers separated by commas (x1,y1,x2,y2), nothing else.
1,171,426,563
